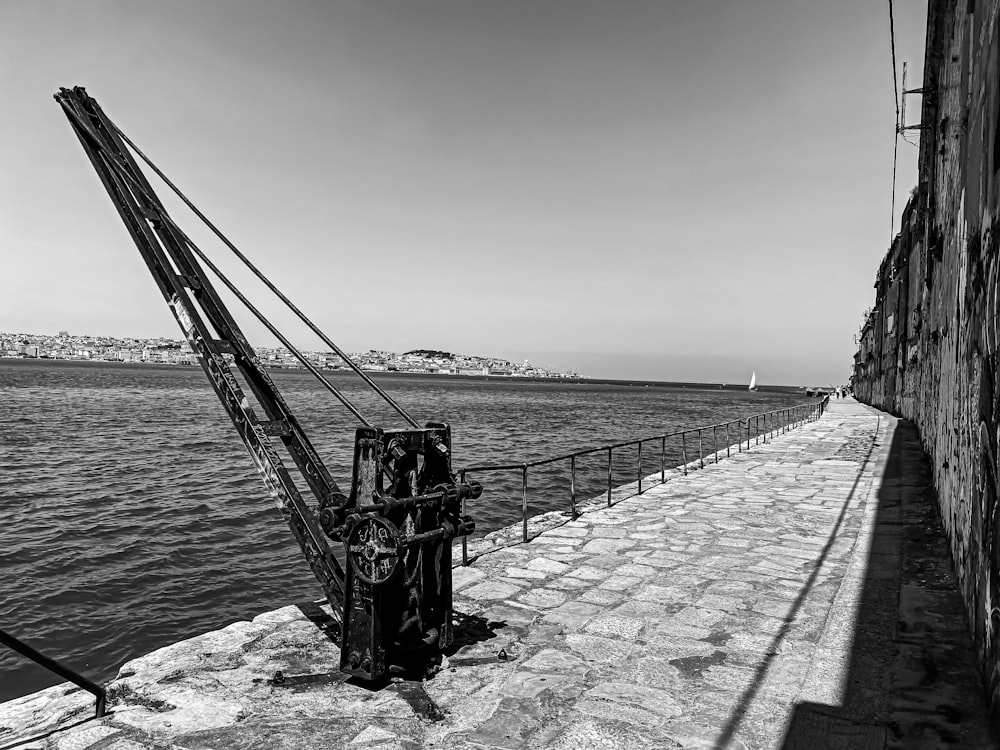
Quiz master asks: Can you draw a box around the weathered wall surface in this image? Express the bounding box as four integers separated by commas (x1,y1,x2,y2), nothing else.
852,0,1000,722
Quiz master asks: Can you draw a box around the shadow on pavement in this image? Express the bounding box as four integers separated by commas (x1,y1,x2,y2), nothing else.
709,415,880,749
779,420,996,749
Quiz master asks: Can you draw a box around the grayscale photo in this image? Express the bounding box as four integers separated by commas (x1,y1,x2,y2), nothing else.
2,1,994,748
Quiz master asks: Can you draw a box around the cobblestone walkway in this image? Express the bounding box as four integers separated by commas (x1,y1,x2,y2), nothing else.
446,399,887,749
2,400,994,749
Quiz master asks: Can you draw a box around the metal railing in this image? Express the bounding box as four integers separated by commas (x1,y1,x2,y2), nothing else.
0,628,106,717
459,397,830,564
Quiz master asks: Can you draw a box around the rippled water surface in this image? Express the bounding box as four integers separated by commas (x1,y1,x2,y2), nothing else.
0,359,807,700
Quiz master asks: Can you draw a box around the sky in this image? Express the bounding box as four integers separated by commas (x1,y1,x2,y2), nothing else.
0,0,928,385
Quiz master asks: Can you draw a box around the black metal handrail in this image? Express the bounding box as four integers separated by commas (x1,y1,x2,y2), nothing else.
459,396,830,562
0,628,106,717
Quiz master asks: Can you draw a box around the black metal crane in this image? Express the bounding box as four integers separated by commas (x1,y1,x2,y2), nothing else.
54,86,480,683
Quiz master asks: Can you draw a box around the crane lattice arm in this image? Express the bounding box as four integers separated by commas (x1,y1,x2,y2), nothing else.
55,86,479,682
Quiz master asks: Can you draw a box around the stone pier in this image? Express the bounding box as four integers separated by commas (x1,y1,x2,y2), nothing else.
1,400,995,749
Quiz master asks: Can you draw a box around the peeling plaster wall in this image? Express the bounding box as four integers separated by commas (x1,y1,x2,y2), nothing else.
852,0,1000,722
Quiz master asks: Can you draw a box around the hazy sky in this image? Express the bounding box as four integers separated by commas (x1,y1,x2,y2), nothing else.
1,0,927,385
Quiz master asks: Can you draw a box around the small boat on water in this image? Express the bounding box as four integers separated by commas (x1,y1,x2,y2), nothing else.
749,371,758,391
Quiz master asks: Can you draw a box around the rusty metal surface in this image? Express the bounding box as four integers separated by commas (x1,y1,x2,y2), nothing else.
324,425,480,682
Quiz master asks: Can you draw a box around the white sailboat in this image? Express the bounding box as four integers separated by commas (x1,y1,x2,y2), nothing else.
749,371,757,391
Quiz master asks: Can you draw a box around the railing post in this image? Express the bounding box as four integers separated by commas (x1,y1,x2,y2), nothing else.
681,432,688,474
726,421,731,457
0,628,107,719
698,428,704,469
637,441,643,494
607,447,613,506
713,424,718,463
460,469,469,565
570,455,577,518
521,464,529,543
660,435,665,483
747,418,751,450
755,415,760,445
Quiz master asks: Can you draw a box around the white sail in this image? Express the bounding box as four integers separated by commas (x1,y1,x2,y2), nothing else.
749,371,757,390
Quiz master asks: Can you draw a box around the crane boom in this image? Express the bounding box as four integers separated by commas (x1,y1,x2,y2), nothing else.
55,87,479,681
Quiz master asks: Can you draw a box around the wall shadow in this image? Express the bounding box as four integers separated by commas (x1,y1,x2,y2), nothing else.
779,420,995,749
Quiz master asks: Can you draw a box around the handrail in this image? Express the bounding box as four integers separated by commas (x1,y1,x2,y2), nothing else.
463,400,827,473
0,628,106,718
459,396,830,563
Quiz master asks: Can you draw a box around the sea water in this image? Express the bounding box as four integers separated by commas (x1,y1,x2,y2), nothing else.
0,359,804,700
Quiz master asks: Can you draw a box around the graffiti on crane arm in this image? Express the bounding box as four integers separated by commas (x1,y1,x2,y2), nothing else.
168,294,196,339
194,340,291,512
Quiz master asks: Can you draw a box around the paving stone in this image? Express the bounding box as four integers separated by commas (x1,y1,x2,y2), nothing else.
504,567,547,579
477,602,539,628
54,725,120,750
564,564,611,580
612,598,682,619
541,600,602,629
540,546,584,556
452,566,485,590
563,633,634,665
516,588,568,608
462,580,523,600
581,538,635,554
615,563,657,578
597,574,642,590
576,587,626,606
547,719,683,750
634,583,685,604
501,671,569,698
526,557,571,574
584,681,682,717
544,576,591,591
543,526,590,538
583,614,645,639
350,725,399,744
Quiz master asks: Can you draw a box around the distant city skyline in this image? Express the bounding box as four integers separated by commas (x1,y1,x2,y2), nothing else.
1,1,929,387
0,329,581,379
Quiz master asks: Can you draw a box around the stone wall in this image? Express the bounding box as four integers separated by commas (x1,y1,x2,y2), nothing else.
852,0,1000,722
